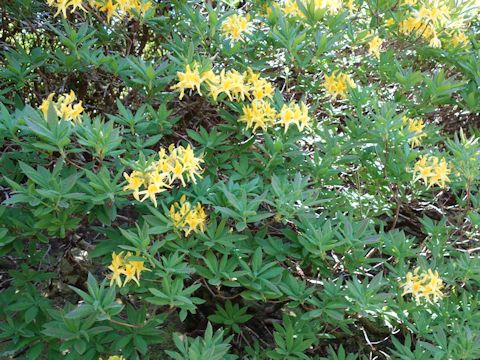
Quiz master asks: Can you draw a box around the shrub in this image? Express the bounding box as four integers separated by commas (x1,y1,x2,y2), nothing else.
1,0,480,359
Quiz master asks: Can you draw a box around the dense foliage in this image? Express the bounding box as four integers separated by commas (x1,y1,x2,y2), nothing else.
1,0,480,359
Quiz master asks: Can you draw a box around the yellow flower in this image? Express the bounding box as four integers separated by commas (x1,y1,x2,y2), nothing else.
346,0,356,11
121,263,139,286
324,0,342,14
385,17,395,26
68,0,87,13
129,259,150,280
239,100,277,133
169,195,207,236
63,102,84,122
282,0,303,17
107,251,149,287
208,69,251,102
417,4,450,27
39,93,55,118
413,155,451,188
451,32,469,47
277,101,311,133
429,36,442,48
323,71,355,99
171,63,204,100
399,17,435,42
123,144,203,207
221,14,251,42
403,116,426,147
367,35,383,59
429,157,450,188
167,144,204,185
401,267,443,303
38,91,84,123
247,69,274,100
48,0,71,17
99,355,126,360
99,0,118,22
123,171,144,201
108,252,125,287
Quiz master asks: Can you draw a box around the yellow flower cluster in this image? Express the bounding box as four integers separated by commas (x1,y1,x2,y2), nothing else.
401,268,443,303
170,64,211,100
221,14,251,42
123,144,204,207
323,71,356,99
239,100,277,133
403,116,426,147
169,195,207,236
277,101,311,132
450,31,469,48
39,91,84,123
239,99,310,133
413,155,451,188
108,251,149,287
99,356,126,360
172,64,274,103
399,16,442,48
47,0,152,21
385,17,395,26
367,35,383,59
398,0,476,49
172,63,311,133
280,0,343,16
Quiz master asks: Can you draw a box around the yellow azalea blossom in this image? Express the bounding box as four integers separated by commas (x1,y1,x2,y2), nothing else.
121,263,139,286
123,171,144,201
413,155,451,188
123,144,203,207
129,259,150,280
346,0,356,11
239,100,277,133
47,0,69,17
108,252,125,287
323,71,355,99
429,36,441,48
385,17,395,26
282,0,303,17
175,66,276,104
417,3,450,27
68,0,87,13
401,267,443,303
48,0,153,20
38,91,84,123
403,116,426,147
367,35,383,59
247,69,275,100
283,0,344,15
397,0,477,48
208,69,251,102
277,101,311,133
399,17,435,43
107,252,149,287
451,32,469,47
99,0,117,22
39,93,55,118
221,14,251,42
171,63,205,100
169,195,207,236
324,0,343,14
137,181,163,207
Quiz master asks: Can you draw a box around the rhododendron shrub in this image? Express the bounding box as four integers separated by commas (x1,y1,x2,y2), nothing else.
1,0,480,359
